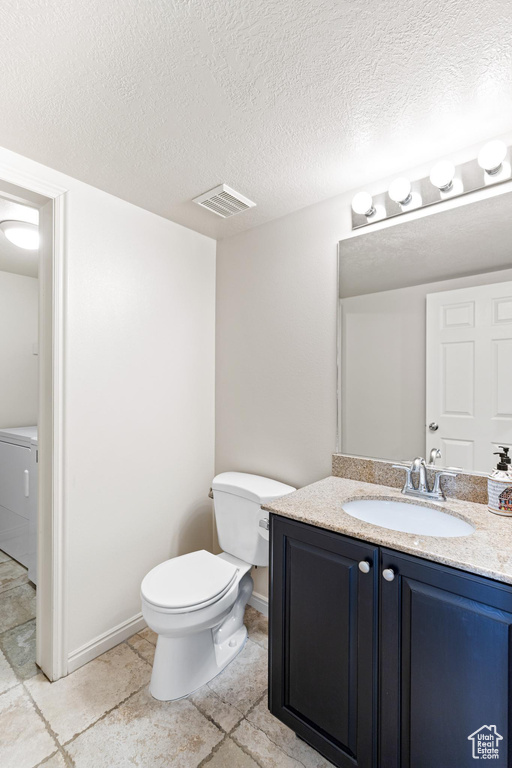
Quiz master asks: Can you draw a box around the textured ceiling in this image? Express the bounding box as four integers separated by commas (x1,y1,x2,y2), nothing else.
0,196,39,278
338,191,512,297
0,0,511,239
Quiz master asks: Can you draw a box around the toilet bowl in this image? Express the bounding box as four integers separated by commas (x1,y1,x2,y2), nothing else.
141,472,295,701
142,550,253,700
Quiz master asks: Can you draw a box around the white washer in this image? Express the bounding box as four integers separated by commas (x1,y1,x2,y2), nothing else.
0,426,38,581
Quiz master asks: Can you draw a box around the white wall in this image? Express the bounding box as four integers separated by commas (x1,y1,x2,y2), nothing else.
65,187,216,658
216,194,352,596
0,147,216,664
0,270,38,428
341,268,512,463
216,195,348,487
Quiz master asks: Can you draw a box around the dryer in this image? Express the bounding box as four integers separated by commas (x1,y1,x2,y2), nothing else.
0,426,38,582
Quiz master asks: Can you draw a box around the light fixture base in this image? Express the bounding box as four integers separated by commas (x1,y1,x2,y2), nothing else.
351,146,511,230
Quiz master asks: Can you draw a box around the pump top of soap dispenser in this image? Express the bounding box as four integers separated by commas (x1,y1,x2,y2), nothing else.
493,447,511,471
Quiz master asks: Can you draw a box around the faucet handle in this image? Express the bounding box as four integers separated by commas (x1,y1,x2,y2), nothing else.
392,463,412,476
392,463,414,494
432,469,458,499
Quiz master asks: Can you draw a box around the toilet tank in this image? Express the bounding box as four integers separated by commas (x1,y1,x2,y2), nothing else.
212,472,295,566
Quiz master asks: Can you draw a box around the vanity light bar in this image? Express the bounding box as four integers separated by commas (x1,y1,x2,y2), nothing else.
351,140,511,230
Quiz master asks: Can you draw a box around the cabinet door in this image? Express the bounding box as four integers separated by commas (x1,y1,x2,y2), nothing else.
380,548,512,768
270,515,378,768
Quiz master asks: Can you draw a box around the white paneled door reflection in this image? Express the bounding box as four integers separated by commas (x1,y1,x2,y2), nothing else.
426,282,512,472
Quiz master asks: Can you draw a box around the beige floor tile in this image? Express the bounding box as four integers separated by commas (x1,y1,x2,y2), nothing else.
66,687,223,768
36,751,67,767
247,700,332,767
189,685,243,732
203,737,259,767
138,626,157,645
233,719,306,768
244,606,268,649
0,551,10,564
0,648,18,694
0,583,36,634
126,634,155,664
0,685,57,768
0,619,37,680
26,643,151,744
208,639,268,715
0,559,28,595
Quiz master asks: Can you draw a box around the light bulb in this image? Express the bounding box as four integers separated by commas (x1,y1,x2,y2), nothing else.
351,192,375,217
388,177,412,205
478,140,507,174
429,161,456,191
0,221,39,250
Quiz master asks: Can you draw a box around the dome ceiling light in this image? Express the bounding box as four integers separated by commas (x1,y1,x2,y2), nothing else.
0,220,40,250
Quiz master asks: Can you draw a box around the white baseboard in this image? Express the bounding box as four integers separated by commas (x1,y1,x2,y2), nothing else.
248,590,268,617
67,593,268,675
67,612,147,674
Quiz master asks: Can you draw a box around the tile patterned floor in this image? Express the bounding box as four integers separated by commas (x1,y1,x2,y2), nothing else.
0,554,332,768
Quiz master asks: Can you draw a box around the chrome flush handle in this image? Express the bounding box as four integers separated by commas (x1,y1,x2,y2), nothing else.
259,518,269,531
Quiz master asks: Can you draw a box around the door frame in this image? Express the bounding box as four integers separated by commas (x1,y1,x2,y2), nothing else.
0,160,68,680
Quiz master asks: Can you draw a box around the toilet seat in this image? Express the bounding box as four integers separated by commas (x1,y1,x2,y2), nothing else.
141,550,239,613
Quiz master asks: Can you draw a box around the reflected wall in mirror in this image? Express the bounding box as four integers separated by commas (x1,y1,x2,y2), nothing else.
338,191,512,473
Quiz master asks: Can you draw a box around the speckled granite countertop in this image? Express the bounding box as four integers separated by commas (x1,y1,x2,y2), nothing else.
263,476,512,586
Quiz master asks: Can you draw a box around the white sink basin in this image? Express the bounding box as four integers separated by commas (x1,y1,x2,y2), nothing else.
342,499,475,538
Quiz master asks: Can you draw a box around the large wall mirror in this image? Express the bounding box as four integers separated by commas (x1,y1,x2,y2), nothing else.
337,190,512,474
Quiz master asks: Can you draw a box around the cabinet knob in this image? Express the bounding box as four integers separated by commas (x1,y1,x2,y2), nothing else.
382,568,396,582
358,560,371,574
429,422,439,432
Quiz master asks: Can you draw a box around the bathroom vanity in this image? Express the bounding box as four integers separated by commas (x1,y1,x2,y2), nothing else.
266,476,512,768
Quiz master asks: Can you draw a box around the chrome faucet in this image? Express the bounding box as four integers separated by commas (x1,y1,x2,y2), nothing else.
428,448,442,466
392,455,457,502
411,457,429,494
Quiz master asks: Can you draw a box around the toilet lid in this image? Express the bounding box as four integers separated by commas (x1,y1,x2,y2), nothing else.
141,550,239,610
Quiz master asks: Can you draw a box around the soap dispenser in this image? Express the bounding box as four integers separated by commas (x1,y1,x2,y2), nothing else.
488,447,512,516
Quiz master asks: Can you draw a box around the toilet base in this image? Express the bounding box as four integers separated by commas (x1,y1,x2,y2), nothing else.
149,625,247,701
149,572,253,701
213,624,248,672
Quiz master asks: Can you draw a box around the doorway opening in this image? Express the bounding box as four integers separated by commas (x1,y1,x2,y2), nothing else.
0,174,66,682
0,189,39,680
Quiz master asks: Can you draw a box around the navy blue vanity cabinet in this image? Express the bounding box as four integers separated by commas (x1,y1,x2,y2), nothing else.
379,548,512,768
270,515,512,768
269,515,378,768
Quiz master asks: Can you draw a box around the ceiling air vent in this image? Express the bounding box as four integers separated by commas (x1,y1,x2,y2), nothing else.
193,184,256,218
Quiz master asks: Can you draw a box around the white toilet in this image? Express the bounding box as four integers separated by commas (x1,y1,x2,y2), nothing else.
141,471,295,701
